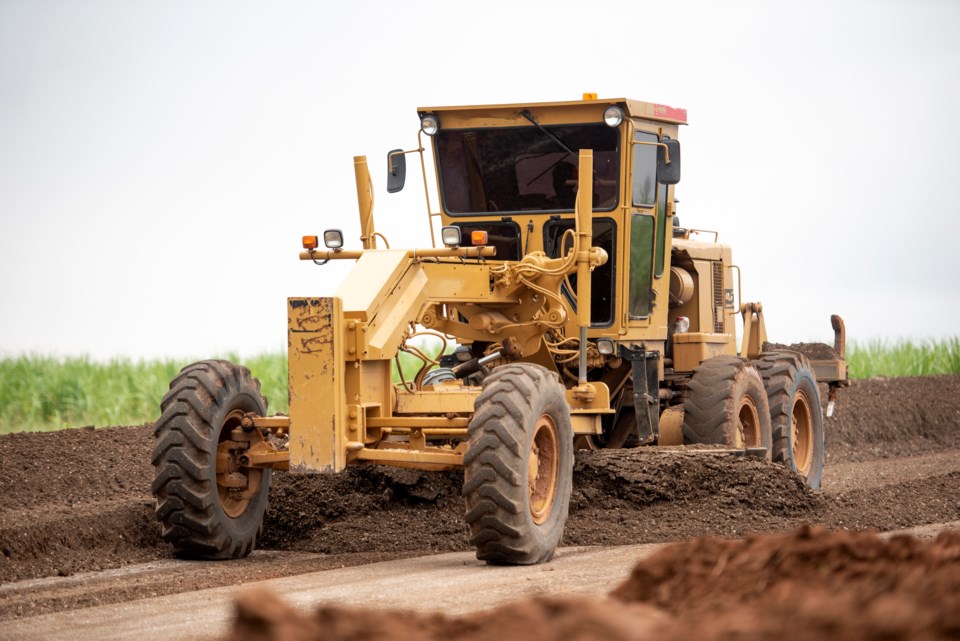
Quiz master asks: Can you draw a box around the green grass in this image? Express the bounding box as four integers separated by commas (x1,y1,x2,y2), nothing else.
846,337,960,379
2,337,957,434
0,354,289,435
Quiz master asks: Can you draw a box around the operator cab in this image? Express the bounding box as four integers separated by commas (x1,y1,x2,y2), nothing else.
389,95,684,333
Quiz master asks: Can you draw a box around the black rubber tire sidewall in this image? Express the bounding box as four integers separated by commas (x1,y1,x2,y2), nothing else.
779,368,825,489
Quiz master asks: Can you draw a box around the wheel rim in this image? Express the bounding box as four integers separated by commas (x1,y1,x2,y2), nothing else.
735,395,762,449
216,409,263,519
791,389,814,476
528,413,559,525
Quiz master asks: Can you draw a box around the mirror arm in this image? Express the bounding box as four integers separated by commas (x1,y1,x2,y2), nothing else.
388,147,423,169
631,140,671,165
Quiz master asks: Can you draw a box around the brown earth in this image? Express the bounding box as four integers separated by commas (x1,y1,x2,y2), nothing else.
764,340,841,361
230,527,960,641
1,374,959,624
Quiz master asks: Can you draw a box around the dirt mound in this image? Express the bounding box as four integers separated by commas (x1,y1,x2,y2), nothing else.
261,451,821,556
225,528,960,641
0,426,161,580
261,466,469,555
564,450,821,545
1,375,959,586
613,526,960,641
826,375,960,463
764,341,840,360
229,590,665,641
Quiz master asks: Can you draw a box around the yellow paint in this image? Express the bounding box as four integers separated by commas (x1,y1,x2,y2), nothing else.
288,297,346,473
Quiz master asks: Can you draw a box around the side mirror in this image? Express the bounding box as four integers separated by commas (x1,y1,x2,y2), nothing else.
386,149,406,193
657,139,681,185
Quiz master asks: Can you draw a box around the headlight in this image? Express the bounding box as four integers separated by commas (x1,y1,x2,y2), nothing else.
440,226,461,247
323,229,344,249
603,106,624,127
596,338,616,355
420,114,440,136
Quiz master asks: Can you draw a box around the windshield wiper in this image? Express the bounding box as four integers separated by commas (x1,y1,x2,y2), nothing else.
519,110,578,157
519,110,580,187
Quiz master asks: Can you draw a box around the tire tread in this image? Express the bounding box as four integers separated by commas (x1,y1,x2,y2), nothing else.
151,360,269,559
463,363,572,565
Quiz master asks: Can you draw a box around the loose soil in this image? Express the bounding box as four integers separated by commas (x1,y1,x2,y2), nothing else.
764,340,841,361
230,527,960,641
1,374,959,626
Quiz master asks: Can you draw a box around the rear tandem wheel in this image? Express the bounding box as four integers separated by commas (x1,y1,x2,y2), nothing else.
754,351,825,489
681,355,773,453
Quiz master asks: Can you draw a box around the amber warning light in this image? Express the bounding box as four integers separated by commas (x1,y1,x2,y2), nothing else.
302,235,319,250
470,231,489,246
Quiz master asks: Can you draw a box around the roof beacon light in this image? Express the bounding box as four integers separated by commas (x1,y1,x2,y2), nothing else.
603,106,624,127
302,235,319,250
420,114,440,136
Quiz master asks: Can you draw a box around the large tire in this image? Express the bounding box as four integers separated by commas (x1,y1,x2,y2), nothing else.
755,351,824,489
463,363,573,565
151,360,271,559
682,355,772,453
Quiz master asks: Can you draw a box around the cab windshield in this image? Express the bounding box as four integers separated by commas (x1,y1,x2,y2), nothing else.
436,124,620,216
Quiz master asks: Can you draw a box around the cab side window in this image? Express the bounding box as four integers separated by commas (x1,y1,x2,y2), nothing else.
632,131,658,207
629,130,662,319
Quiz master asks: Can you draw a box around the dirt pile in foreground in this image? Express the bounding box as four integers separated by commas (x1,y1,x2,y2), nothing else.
230,591,665,641
1,374,959,585
227,527,960,641
613,526,960,640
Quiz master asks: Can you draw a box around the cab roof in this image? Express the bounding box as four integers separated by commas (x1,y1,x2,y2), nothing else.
417,97,687,126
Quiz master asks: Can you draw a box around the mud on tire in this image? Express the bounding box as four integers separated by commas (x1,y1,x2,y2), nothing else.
463,363,573,565
151,360,271,559
755,351,825,489
682,355,772,453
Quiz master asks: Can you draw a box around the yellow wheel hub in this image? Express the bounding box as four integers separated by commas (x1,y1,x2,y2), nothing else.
528,414,559,525
791,390,814,476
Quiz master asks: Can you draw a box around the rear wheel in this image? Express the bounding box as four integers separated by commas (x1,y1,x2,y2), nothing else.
463,363,573,565
755,351,824,489
682,355,772,453
151,360,271,559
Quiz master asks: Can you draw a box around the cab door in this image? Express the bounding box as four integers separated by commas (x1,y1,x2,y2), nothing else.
626,128,670,339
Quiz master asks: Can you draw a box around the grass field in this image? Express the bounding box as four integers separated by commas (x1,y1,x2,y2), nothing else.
1,338,957,434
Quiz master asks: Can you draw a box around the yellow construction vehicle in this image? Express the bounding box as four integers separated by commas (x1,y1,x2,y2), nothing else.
151,95,848,564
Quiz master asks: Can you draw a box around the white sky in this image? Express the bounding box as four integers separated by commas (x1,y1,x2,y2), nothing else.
1,0,958,361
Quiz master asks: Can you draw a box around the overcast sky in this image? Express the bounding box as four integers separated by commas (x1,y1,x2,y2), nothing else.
1,0,958,361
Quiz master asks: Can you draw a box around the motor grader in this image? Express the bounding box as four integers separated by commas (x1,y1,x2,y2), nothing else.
151,95,848,564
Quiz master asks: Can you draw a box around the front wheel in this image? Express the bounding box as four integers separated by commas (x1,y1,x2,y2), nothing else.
151,360,271,559
463,363,573,565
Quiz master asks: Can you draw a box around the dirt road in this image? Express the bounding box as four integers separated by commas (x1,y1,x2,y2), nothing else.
0,543,669,640
1,374,959,639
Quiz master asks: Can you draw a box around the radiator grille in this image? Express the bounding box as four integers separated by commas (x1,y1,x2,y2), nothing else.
712,262,724,333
